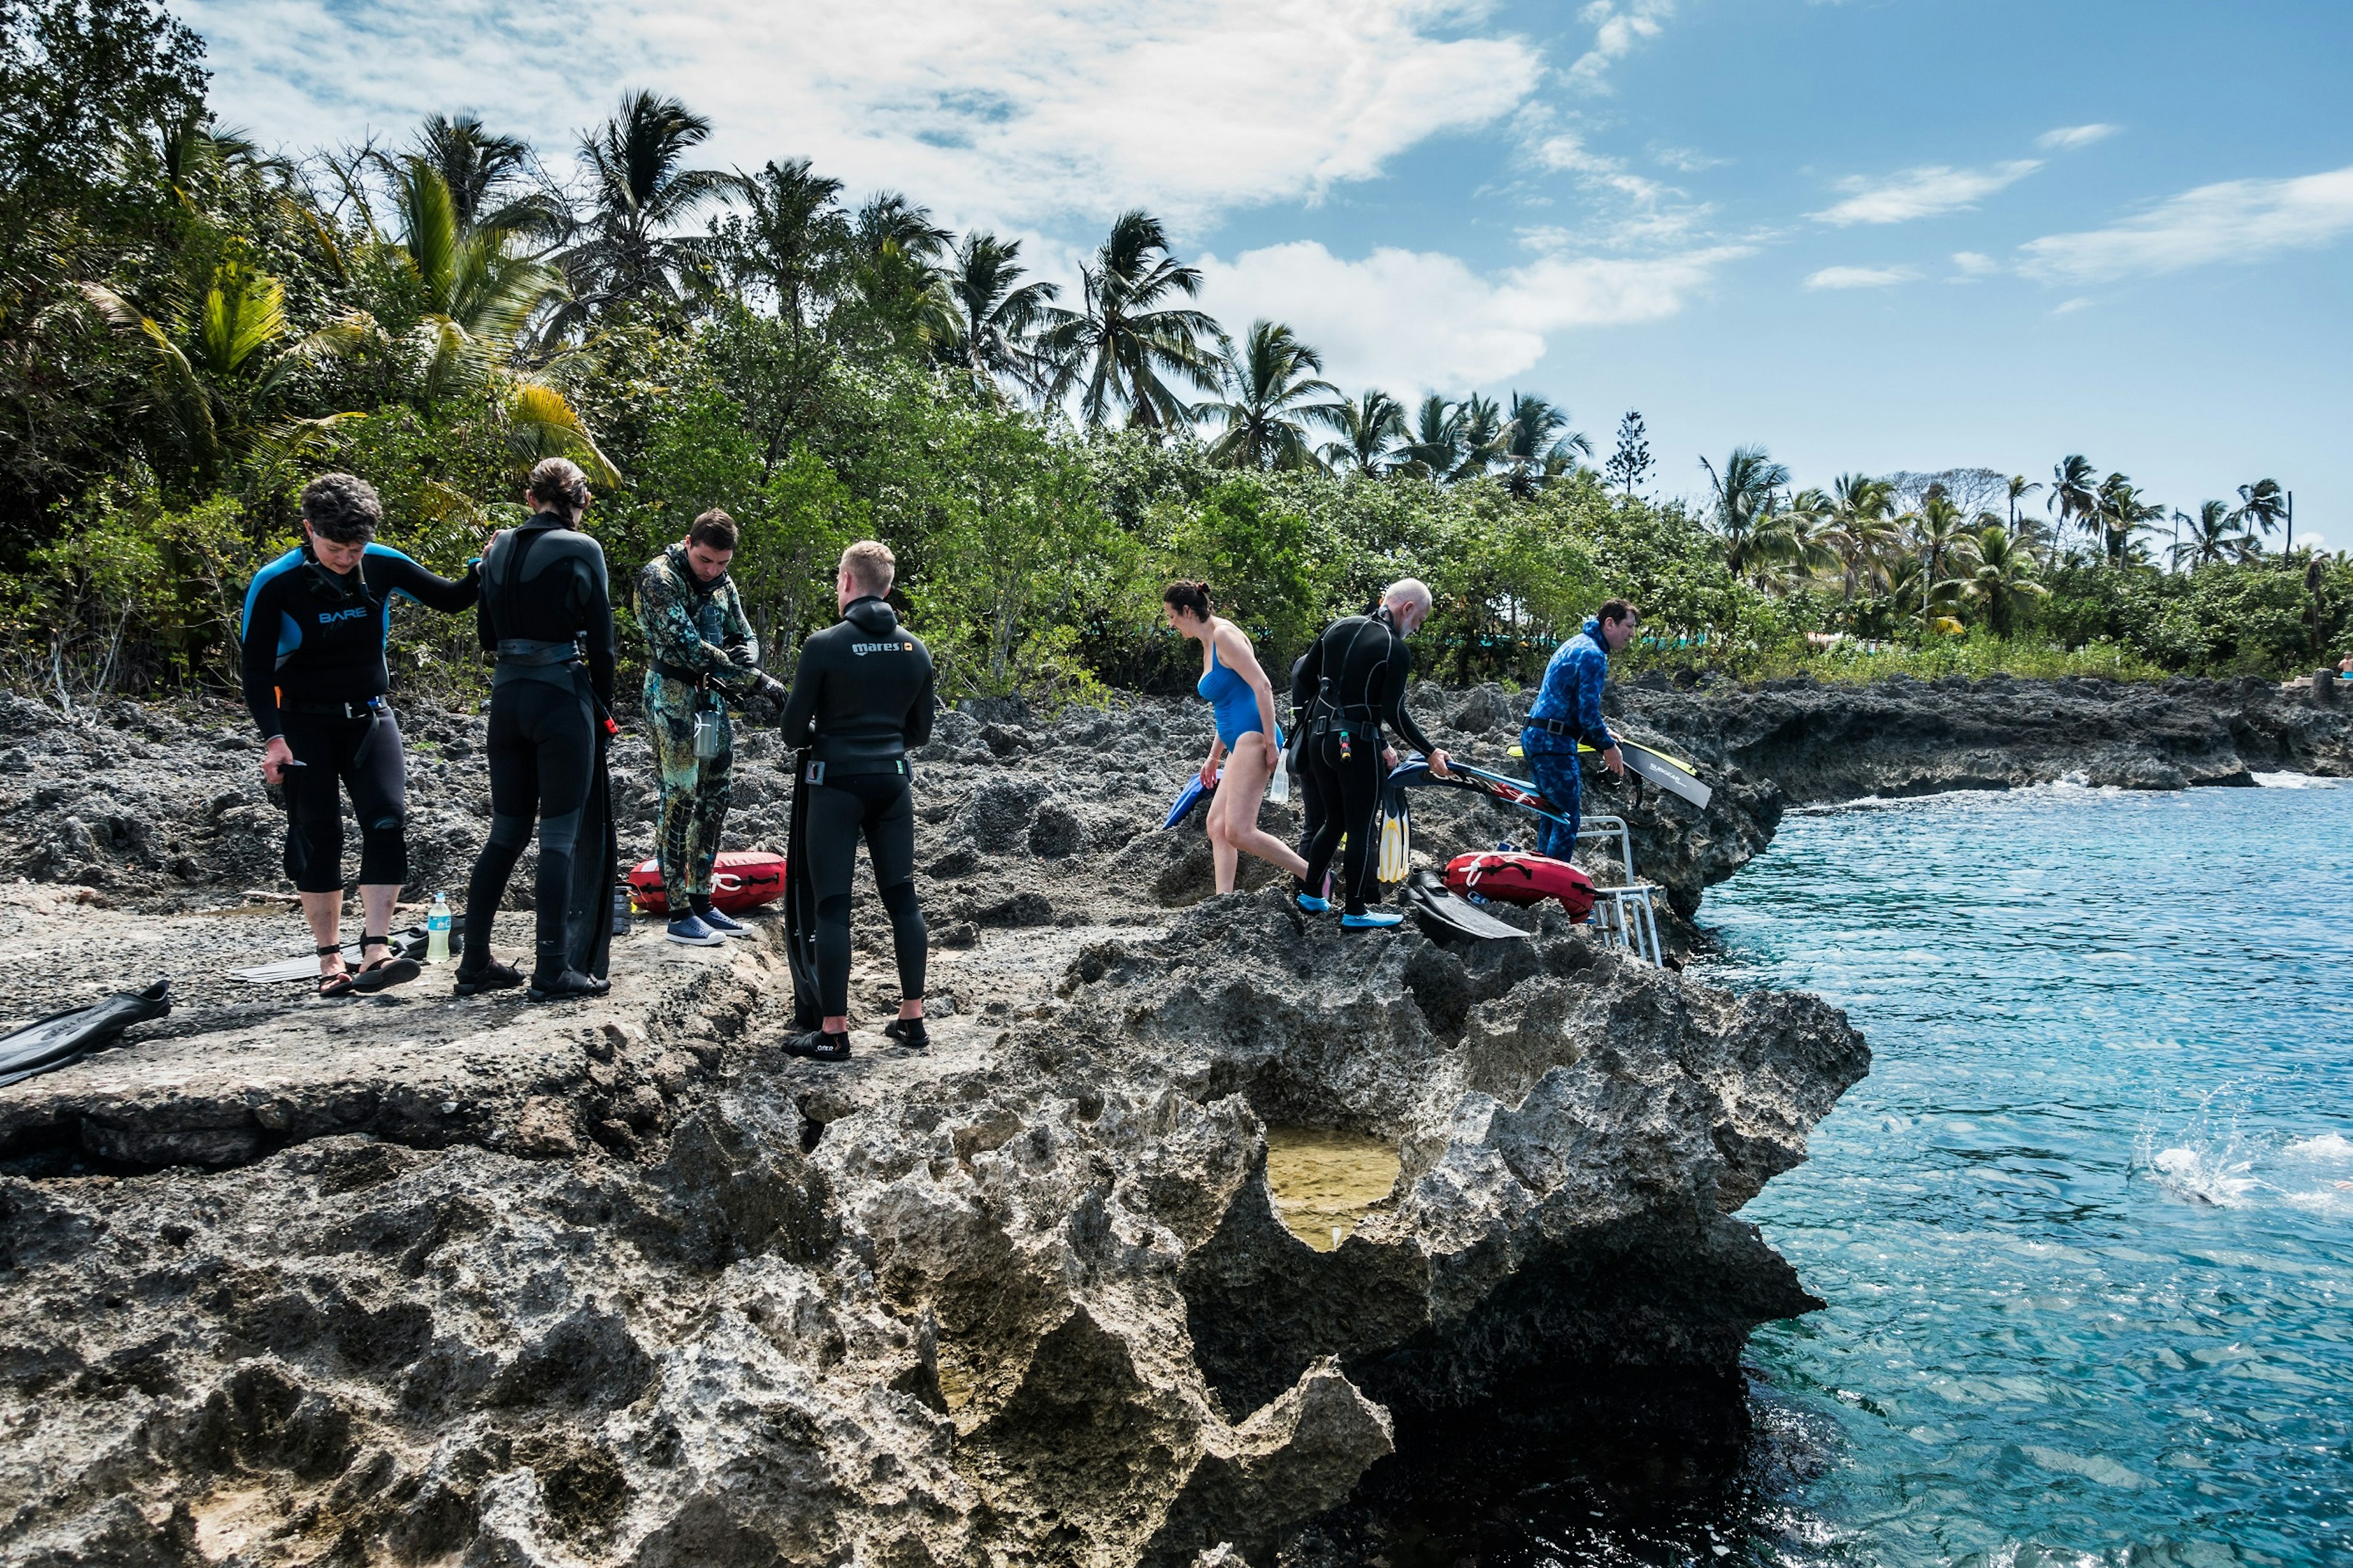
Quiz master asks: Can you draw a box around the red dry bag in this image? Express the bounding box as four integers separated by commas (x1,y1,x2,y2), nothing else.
626,850,789,916
1444,851,1596,921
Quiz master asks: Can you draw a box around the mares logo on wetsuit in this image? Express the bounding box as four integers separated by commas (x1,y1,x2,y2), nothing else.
851,641,914,656
318,605,371,624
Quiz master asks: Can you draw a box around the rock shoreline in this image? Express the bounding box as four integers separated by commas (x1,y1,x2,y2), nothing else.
0,671,2328,1565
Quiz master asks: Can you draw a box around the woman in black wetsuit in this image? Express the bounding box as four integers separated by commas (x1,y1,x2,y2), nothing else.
456,458,619,1001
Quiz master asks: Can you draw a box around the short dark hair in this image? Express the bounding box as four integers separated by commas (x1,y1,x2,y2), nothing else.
299,472,382,544
689,510,738,551
1597,598,1639,627
526,457,591,516
1162,581,1212,620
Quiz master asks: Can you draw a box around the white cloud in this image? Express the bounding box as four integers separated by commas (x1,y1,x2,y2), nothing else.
1805,265,1915,290
2017,164,2353,282
1950,251,1999,276
181,0,1544,234
1651,145,1728,173
2037,123,2120,153
1194,238,1747,393
1566,0,1674,92
1811,160,2042,225
2051,297,2096,316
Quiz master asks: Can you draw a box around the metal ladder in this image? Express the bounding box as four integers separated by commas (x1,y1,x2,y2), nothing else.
1574,814,1663,965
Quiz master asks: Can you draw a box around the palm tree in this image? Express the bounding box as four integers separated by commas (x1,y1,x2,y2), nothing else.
1915,492,1995,586
714,158,849,325
1944,525,2049,637
1197,320,1343,471
1452,393,1509,483
2005,474,2042,531
409,113,563,241
1395,395,1466,481
1700,445,1790,585
2048,455,2099,553
2094,472,2164,567
1495,392,1592,499
938,232,1058,400
1319,390,1407,475
1752,487,1842,593
2171,500,2247,570
555,91,731,324
80,263,369,482
1823,473,1898,603
1037,210,1221,431
2230,479,2288,553
379,161,613,486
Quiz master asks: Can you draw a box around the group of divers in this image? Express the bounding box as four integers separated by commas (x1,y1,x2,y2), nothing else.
244,458,1642,1063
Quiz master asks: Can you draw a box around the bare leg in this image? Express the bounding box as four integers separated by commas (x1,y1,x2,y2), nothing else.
357,882,400,968
900,998,924,1020
1210,735,1310,887
300,889,346,982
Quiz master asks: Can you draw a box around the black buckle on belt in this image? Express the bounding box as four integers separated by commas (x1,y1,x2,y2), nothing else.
1532,716,1575,737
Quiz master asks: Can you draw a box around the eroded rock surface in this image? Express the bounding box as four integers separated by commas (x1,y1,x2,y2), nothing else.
0,681,1876,1566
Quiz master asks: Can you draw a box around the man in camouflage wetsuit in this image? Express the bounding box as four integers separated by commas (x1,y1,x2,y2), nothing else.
636,510,784,945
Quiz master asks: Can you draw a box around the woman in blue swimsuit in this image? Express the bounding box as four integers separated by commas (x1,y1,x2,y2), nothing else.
1163,581,1310,895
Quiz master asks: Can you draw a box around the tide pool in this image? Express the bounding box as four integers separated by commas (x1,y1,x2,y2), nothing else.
1703,777,2353,1566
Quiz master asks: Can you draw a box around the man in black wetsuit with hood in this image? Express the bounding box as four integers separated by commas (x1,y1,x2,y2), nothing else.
1294,578,1451,928
457,458,619,1002
775,540,935,1062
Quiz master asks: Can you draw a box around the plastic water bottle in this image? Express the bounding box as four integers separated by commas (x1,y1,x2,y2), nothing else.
1265,760,1290,805
425,893,452,964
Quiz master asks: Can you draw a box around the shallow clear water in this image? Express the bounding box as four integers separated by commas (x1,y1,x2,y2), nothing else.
1701,777,2353,1567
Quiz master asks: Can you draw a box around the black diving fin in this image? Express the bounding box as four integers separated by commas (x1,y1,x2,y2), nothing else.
1404,870,1529,942
0,980,171,1086
230,916,468,985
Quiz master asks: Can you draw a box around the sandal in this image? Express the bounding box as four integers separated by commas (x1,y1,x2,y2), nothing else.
349,934,421,994
316,943,357,998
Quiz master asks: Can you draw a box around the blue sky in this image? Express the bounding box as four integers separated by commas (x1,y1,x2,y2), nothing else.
188,0,2353,545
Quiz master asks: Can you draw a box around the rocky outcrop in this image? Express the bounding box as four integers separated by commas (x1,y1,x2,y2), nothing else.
1619,670,2353,803
0,681,1870,1566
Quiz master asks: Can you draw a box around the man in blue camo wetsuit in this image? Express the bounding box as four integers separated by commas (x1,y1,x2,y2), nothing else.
1520,599,1639,862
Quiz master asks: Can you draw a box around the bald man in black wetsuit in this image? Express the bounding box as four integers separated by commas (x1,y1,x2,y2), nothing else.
775,540,936,1061
1294,579,1450,928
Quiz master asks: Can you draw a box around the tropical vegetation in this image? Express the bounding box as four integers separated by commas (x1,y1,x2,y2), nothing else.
2,0,2344,713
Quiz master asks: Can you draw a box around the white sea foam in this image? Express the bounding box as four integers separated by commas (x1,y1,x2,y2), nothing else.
2253,771,2343,789
2282,1186,2353,1218
2287,1132,2353,1161
2148,1146,2259,1206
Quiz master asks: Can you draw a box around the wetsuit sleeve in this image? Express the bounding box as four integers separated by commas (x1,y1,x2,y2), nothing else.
1293,634,1324,722
776,642,824,748
585,546,616,710
1575,646,1616,751
240,572,289,740
1382,639,1438,757
905,650,936,749
719,585,760,687
374,548,479,613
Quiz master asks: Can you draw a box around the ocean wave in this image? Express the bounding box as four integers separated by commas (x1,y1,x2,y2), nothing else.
2286,1132,2353,1161
2253,771,2344,789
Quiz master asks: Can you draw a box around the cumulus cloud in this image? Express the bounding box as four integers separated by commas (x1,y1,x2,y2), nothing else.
1566,0,1675,91
1194,238,1747,393
2016,164,2353,282
1811,160,2042,225
1805,265,1915,290
1950,251,1999,276
2037,123,2119,152
180,0,1544,233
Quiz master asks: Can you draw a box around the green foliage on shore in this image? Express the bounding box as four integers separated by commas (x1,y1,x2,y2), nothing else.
2,0,2342,711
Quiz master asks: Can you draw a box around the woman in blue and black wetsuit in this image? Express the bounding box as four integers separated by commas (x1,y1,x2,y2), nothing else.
1162,581,1309,895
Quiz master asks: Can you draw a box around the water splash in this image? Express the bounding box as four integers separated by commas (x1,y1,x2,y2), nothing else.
2136,1086,2262,1206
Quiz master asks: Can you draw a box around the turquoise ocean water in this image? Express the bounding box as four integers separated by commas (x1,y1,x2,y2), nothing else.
1697,776,2353,1566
